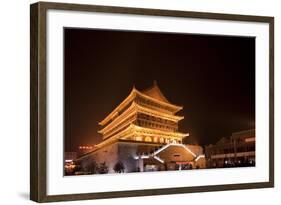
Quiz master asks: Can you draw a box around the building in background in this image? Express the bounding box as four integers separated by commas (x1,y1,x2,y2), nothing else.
205,129,255,168
64,152,77,163
64,152,77,175
77,145,94,156
74,82,205,174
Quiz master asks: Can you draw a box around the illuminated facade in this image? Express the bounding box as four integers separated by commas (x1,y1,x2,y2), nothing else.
205,129,255,168
98,81,188,147
77,145,94,156
76,82,205,173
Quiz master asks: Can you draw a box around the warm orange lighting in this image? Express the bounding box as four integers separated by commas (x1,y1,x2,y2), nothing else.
99,102,184,135
144,136,152,142
79,145,94,150
135,136,142,141
99,86,182,126
245,137,255,142
153,136,158,143
95,83,189,148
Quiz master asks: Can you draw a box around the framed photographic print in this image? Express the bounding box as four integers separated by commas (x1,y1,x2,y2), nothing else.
30,1,274,202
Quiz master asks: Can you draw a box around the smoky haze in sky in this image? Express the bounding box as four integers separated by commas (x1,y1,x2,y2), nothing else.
64,28,255,152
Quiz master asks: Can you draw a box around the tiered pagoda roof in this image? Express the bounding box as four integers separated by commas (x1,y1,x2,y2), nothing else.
99,81,183,127
96,81,188,148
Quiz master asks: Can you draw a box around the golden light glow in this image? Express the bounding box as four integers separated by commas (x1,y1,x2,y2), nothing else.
153,136,158,143
96,123,188,148
95,84,189,148
135,136,142,141
79,146,93,150
144,136,152,142
99,87,183,126
99,102,184,136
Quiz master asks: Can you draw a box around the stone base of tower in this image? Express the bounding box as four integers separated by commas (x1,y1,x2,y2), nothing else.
75,140,205,174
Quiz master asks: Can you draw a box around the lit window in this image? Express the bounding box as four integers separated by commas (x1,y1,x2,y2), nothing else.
153,137,158,143
144,136,152,142
136,136,142,141
159,137,164,143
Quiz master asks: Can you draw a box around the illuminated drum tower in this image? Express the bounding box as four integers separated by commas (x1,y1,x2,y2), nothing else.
76,81,205,173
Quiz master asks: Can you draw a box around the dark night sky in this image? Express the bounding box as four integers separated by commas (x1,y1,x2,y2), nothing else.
64,28,255,152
